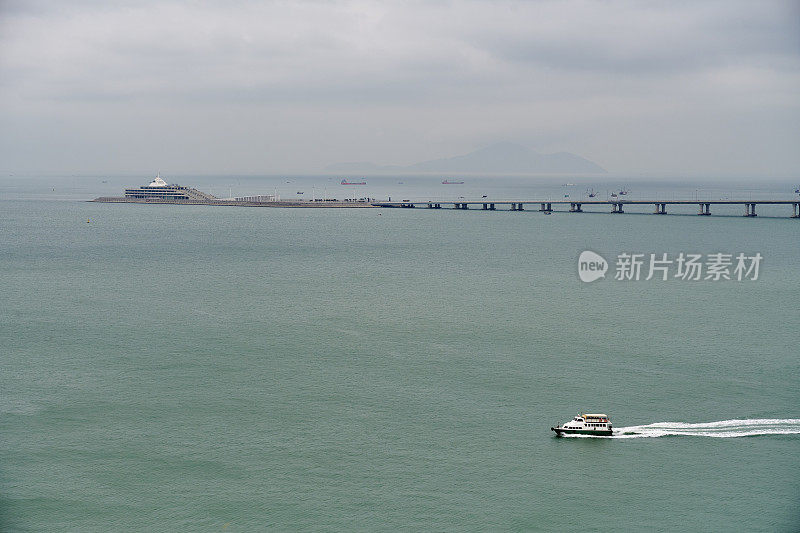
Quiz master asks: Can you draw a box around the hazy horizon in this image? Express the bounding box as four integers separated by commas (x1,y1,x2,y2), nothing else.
1,0,798,178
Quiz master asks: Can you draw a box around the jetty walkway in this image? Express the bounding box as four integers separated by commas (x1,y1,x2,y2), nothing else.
372,199,800,217
92,197,375,208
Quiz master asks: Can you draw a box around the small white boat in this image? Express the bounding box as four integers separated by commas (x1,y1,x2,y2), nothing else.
551,413,613,436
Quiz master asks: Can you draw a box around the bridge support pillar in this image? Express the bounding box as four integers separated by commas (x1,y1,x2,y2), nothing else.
698,203,711,215
654,203,667,214
489,203,495,210
540,203,547,212
570,203,582,212
793,203,799,218
612,203,624,213
519,203,525,211
427,203,433,208
482,203,488,210
745,203,757,217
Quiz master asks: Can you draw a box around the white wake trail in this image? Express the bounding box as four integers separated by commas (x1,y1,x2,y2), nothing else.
566,418,800,439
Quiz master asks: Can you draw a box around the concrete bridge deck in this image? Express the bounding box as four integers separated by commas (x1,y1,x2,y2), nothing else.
372,199,800,217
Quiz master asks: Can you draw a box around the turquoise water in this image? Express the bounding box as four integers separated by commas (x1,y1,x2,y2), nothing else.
1,178,799,531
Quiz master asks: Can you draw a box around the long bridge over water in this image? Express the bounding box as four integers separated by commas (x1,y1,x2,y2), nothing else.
372,199,800,217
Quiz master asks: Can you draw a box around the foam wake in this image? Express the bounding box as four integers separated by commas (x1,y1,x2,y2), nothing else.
567,418,800,439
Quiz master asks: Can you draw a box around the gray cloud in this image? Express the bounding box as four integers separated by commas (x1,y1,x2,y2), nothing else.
472,2,799,72
0,0,798,176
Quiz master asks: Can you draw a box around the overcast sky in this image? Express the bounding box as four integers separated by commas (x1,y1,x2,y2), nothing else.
1,0,798,177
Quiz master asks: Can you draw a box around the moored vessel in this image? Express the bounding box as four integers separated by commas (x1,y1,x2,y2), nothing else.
341,179,367,185
551,413,613,436
122,174,217,201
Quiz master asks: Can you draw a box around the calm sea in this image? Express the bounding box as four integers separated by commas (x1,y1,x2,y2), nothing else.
1,176,799,531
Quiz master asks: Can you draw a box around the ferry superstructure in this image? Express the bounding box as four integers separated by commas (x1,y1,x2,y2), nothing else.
123,174,217,201
551,413,613,436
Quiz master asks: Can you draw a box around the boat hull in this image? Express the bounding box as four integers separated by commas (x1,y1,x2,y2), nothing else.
551,427,613,437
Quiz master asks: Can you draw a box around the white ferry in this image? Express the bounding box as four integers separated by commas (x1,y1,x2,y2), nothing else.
551,413,613,437
123,174,217,201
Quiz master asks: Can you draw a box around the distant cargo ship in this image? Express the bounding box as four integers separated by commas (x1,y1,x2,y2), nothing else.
341,179,367,185
442,179,464,184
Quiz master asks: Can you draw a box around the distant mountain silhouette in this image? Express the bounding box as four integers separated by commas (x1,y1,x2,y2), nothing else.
326,142,606,174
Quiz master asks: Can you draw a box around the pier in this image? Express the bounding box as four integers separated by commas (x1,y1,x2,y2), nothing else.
92,194,800,217
91,197,375,208
373,199,800,218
